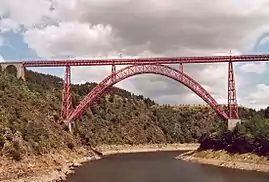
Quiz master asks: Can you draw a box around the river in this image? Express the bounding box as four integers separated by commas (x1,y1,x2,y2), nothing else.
65,151,269,182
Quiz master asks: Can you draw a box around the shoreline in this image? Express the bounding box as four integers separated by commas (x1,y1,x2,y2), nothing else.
4,144,269,181
177,149,269,173
6,144,269,181
1,143,198,182
95,143,199,155
0,148,100,182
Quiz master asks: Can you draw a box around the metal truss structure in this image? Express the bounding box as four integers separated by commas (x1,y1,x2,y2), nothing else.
66,64,229,122
3,53,254,122
20,54,269,67
60,65,72,120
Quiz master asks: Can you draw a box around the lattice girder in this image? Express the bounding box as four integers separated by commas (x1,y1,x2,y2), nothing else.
67,64,228,121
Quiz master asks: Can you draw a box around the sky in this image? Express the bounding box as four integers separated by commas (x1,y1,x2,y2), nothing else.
1,0,269,109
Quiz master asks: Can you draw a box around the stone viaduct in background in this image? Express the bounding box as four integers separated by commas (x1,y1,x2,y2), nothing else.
0,62,25,81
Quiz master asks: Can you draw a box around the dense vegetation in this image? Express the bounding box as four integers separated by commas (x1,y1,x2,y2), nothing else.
0,69,263,161
199,108,269,156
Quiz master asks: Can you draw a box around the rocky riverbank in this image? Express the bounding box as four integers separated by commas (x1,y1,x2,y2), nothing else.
177,150,269,172
0,147,100,182
0,143,198,182
95,143,199,155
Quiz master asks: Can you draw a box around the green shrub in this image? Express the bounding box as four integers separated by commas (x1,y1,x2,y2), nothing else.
9,149,22,161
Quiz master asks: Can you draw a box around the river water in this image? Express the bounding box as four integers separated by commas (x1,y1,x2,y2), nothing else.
65,151,269,182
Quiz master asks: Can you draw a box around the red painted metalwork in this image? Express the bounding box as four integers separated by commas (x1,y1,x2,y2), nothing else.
228,60,239,119
6,53,254,121
19,54,269,67
111,64,116,82
66,64,228,121
179,63,183,72
61,65,72,119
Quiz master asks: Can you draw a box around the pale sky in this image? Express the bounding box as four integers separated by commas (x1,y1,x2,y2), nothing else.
1,0,269,109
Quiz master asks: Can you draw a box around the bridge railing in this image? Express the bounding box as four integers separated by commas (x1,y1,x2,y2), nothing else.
159,104,247,109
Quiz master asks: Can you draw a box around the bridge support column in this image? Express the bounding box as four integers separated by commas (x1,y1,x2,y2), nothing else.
63,120,74,134
61,65,72,120
68,121,74,134
227,52,240,130
111,64,116,82
228,119,241,130
1,63,25,80
179,63,183,72
17,64,25,81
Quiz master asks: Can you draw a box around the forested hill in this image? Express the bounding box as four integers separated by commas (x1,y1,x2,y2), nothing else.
0,69,261,161
199,109,269,156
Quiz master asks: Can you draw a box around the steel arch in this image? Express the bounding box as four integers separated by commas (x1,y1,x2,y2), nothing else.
67,64,228,121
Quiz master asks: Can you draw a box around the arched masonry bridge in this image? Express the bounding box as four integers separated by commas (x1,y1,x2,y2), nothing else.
2,54,269,131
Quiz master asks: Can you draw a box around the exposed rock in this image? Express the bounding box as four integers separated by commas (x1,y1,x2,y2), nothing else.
0,148,99,182
177,150,269,173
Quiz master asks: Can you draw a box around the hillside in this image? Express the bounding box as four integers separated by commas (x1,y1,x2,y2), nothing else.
0,69,227,161
1,69,267,180
176,109,269,172
25,70,225,145
199,114,269,156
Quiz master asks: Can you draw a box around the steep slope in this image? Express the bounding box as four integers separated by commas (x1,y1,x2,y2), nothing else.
2,69,267,180
199,111,269,156
0,69,227,161
0,73,76,160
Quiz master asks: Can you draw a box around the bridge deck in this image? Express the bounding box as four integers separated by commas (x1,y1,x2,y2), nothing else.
1,54,269,67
